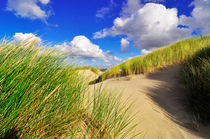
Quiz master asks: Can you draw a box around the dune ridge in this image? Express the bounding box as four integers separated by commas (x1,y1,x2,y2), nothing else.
91,65,210,139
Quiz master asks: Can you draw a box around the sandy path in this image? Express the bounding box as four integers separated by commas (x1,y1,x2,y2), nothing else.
91,65,210,139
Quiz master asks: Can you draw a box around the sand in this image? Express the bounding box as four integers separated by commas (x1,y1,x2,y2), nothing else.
90,65,210,139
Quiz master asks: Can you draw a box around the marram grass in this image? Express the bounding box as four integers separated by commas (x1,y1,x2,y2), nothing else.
0,39,137,138
84,87,138,138
0,39,85,138
93,36,210,83
181,47,210,123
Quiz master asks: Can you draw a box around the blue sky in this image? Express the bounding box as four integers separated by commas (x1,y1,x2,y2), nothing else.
0,0,209,68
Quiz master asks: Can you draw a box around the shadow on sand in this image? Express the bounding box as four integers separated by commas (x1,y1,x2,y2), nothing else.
144,65,210,139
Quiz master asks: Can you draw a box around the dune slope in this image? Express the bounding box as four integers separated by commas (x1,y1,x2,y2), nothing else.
91,65,210,139
93,36,210,83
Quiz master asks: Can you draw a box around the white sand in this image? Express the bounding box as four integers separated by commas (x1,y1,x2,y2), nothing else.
90,65,210,139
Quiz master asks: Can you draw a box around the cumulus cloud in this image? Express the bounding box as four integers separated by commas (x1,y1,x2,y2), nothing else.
121,0,141,16
94,2,191,53
55,35,122,62
179,0,210,35
7,0,51,20
55,36,107,60
120,38,130,53
14,33,41,43
12,33,122,67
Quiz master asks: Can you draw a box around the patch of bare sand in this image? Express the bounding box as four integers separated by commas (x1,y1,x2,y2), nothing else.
90,65,210,139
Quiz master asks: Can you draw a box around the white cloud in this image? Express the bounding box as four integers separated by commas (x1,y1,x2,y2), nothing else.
92,59,96,63
12,33,122,67
96,0,116,19
55,35,122,62
39,0,50,4
94,0,192,53
104,50,112,55
120,38,130,53
143,0,165,2
14,33,41,43
140,48,154,55
121,0,141,16
96,7,110,18
109,55,122,61
7,0,51,20
179,0,210,35
93,28,111,39
96,55,122,69
55,36,107,60
113,56,122,61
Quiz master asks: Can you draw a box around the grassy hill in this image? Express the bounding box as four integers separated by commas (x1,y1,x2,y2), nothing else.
92,36,210,83
92,36,210,124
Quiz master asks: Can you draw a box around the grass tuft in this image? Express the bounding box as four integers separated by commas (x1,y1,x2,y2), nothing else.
0,39,137,138
181,47,210,123
84,87,138,138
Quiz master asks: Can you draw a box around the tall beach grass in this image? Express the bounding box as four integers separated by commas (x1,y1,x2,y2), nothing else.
92,36,210,83
181,47,210,123
0,38,137,138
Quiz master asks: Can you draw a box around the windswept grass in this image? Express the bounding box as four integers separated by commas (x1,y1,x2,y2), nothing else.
0,39,137,138
84,87,138,138
0,39,85,138
181,47,210,123
93,36,210,83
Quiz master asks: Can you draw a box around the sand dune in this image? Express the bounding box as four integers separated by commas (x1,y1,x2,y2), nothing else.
91,65,210,139
78,69,102,82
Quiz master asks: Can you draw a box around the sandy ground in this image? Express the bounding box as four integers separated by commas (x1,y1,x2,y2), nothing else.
90,65,210,139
